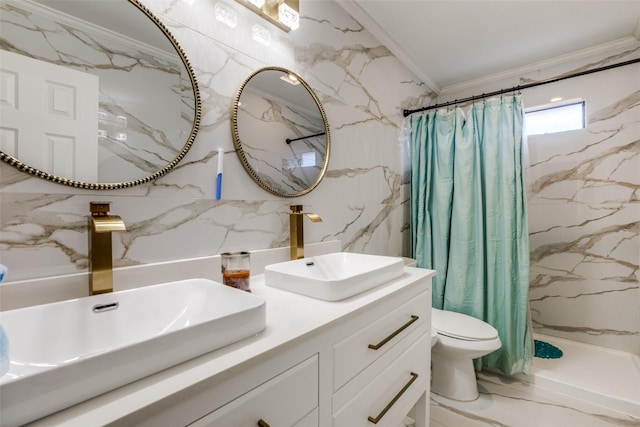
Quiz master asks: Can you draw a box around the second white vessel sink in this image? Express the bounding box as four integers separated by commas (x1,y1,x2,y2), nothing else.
0,278,266,427
264,252,405,301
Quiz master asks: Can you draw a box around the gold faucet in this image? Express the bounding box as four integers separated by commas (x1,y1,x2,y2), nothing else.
88,202,126,295
289,205,322,260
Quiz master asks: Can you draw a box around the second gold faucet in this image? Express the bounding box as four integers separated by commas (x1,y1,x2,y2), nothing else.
88,202,126,295
289,205,322,260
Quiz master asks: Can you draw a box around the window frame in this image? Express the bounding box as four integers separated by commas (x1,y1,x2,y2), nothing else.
525,99,586,136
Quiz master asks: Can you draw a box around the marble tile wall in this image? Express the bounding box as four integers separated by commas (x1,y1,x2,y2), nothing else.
0,1,433,286
438,44,640,354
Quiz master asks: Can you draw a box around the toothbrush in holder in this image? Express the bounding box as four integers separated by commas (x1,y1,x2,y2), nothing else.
216,148,223,200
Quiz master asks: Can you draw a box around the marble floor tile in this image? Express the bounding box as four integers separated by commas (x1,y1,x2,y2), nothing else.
429,372,640,427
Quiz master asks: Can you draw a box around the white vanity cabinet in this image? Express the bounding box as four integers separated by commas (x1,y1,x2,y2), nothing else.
28,267,434,427
334,333,430,426
189,355,319,427
331,291,431,427
188,285,431,427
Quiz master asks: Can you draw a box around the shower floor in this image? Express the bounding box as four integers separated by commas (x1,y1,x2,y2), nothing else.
515,333,640,417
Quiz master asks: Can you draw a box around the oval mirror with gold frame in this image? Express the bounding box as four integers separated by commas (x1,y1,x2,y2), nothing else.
0,0,201,190
231,67,330,198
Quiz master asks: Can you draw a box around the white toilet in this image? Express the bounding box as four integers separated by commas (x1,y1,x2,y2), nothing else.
431,307,502,401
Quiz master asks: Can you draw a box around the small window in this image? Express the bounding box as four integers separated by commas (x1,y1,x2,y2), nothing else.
525,100,585,136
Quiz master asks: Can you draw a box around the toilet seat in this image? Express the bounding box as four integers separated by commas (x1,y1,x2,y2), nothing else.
432,308,498,341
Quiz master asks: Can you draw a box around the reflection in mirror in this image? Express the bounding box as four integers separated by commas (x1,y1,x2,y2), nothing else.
0,0,200,189
232,67,330,197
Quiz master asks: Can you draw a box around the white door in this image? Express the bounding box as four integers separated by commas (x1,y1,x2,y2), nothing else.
0,49,99,181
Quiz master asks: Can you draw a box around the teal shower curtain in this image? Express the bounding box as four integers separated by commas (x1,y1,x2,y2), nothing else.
410,95,533,375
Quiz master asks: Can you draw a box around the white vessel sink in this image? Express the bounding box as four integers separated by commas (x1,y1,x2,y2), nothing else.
0,278,266,427
264,252,405,301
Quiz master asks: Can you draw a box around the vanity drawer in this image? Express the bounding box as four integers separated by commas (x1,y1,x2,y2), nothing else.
189,355,318,427
333,332,430,427
333,291,429,391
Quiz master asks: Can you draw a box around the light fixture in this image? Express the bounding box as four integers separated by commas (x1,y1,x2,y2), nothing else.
235,0,299,32
278,0,299,30
251,24,272,46
550,97,563,102
215,2,238,28
279,73,300,85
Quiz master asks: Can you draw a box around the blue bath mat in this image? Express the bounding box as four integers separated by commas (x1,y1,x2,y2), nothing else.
534,340,563,359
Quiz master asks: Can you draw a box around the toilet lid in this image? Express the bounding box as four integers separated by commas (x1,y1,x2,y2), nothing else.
432,308,499,340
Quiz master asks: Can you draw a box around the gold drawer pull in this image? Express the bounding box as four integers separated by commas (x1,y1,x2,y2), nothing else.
367,372,418,424
368,315,419,350
257,419,270,427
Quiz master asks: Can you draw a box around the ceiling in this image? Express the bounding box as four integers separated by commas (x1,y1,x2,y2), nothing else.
337,1,640,93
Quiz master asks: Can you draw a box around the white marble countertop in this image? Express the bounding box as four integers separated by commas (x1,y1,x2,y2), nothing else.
28,267,435,426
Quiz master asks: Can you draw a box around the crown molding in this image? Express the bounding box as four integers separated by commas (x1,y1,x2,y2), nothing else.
336,0,441,94
10,0,180,64
440,36,640,96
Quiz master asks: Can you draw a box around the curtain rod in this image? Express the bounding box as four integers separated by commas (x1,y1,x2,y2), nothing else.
403,57,640,117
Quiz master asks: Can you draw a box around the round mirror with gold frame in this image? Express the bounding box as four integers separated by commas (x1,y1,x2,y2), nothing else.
231,67,330,198
0,0,201,190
